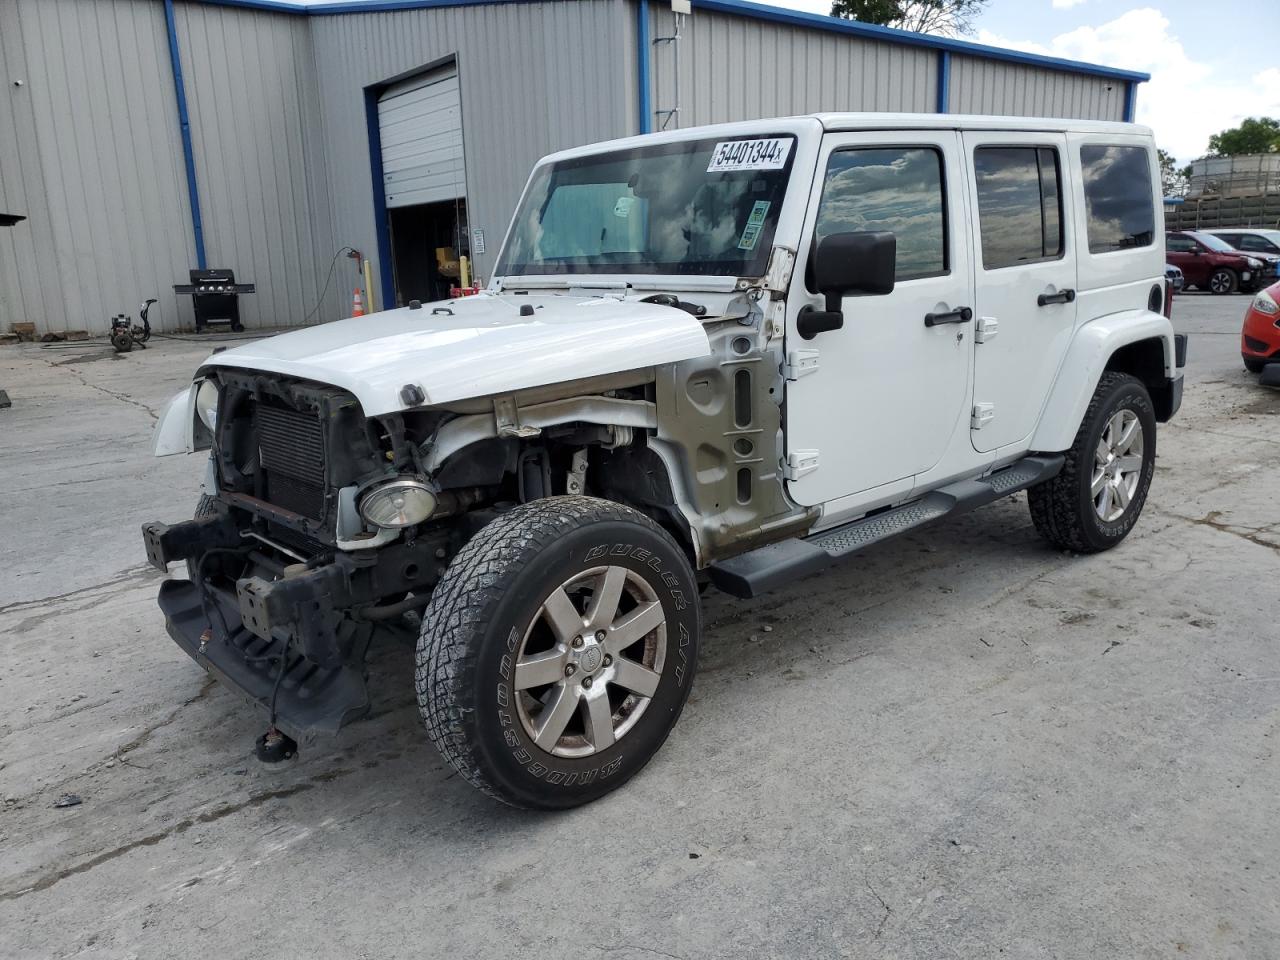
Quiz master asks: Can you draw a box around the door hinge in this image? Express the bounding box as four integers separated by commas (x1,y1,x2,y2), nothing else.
971,403,995,430
783,449,820,480
975,316,999,343
783,349,820,379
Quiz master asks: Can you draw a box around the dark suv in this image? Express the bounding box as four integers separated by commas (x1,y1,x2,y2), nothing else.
1166,230,1268,294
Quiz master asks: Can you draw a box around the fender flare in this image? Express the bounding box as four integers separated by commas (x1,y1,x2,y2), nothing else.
152,385,200,456
1031,310,1176,452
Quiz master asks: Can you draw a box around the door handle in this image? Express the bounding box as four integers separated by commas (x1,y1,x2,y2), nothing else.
1037,288,1076,307
924,306,972,327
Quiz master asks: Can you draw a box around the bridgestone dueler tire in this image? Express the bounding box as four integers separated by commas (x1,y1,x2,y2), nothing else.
416,496,700,809
1028,372,1156,554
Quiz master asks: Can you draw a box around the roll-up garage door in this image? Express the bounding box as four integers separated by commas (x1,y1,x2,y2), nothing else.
378,67,466,208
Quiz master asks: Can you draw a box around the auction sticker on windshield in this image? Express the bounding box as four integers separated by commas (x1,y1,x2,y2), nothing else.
707,138,793,172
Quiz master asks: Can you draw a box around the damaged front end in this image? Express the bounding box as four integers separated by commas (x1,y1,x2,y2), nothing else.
142,369,472,743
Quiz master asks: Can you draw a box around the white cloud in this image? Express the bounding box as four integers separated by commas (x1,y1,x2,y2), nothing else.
1052,0,1088,8
977,8,1280,163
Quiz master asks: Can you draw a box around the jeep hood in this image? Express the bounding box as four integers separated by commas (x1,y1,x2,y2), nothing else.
200,293,711,415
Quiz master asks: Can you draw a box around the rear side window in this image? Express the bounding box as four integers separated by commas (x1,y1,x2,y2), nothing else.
1081,145,1155,253
973,147,1063,269
815,147,947,281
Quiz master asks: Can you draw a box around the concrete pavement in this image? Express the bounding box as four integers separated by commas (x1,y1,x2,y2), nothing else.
1,296,1277,959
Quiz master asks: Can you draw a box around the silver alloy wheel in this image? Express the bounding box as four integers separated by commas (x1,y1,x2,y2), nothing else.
513,565,667,758
1210,269,1233,293
1091,408,1144,522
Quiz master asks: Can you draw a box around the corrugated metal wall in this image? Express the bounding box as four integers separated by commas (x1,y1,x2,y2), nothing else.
949,54,1126,121
174,1,339,330
310,0,638,291
648,6,938,127
0,0,194,336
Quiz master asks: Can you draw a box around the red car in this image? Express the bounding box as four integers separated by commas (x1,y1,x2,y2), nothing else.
1167,231,1267,295
1242,279,1280,381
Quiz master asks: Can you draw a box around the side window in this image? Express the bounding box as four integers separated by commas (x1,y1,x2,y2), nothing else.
1081,145,1155,253
814,147,947,282
973,146,1063,269
1166,234,1195,253
1238,235,1267,252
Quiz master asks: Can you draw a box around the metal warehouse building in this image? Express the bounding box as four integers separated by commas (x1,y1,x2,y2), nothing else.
0,0,1148,337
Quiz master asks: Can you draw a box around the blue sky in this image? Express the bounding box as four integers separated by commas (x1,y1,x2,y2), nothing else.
771,0,1280,162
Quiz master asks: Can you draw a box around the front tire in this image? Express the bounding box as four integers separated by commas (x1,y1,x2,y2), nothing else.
416,496,700,809
1028,372,1156,553
1209,268,1239,295
1244,357,1266,374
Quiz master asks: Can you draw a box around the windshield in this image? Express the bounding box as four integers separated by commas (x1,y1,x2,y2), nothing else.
497,135,797,278
1194,232,1235,253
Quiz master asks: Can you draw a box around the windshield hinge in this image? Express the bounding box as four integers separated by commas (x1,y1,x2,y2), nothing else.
782,449,820,481
783,349,820,380
975,316,999,343
971,403,995,430
763,245,797,297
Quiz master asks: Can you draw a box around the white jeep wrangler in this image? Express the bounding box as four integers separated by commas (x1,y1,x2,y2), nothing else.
145,114,1185,808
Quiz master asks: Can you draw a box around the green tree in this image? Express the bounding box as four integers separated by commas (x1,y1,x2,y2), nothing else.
829,0,989,36
1157,148,1187,196
1206,117,1280,157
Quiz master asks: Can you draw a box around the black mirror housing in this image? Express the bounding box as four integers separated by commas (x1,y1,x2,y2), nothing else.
813,231,896,309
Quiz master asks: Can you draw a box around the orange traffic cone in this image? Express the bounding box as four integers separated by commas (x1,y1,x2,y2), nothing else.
352,288,365,317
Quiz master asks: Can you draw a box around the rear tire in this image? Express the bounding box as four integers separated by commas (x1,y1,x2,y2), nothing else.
1209,268,1238,295
1028,372,1156,553
416,496,700,809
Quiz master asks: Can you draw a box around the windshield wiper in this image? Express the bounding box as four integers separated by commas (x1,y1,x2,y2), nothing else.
640,293,707,317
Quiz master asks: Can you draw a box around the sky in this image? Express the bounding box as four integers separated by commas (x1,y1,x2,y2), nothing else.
766,0,1280,162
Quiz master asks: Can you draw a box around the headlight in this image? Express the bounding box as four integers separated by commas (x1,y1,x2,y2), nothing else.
1252,291,1279,315
1247,257,1262,269
359,478,437,528
195,379,219,430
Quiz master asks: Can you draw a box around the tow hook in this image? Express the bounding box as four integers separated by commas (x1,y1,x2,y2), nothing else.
256,727,298,764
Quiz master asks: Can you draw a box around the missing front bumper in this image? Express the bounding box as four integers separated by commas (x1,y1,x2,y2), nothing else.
157,578,370,743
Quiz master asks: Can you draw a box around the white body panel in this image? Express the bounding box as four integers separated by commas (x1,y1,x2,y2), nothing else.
198,294,711,416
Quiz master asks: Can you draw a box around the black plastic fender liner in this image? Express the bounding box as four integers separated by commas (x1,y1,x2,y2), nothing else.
158,579,370,742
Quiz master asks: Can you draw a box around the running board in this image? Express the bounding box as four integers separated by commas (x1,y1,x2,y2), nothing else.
707,454,1064,599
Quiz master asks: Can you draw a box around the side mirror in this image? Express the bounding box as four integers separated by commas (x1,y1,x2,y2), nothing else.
799,231,896,340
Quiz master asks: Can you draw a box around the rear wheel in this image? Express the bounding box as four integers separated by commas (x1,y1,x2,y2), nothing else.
1209,268,1238,295
416,496,700,809
1029,372,1156,553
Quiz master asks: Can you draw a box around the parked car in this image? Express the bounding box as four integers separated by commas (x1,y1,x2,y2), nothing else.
1241,278,1280,378
143,115,1185,808
1166,263,1185,291
1166,230,1268,294
1206,228,1280,283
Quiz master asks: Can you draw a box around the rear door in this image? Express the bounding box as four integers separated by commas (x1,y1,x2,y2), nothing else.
962,132,1076,453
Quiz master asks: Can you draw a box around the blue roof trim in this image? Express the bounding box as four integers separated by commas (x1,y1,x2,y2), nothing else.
192,0,1150,85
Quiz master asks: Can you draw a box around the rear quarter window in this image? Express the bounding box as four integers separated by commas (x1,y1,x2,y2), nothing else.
1080,145,1155,254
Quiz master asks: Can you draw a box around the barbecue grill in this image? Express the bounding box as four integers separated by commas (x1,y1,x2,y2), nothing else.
174,268,255,332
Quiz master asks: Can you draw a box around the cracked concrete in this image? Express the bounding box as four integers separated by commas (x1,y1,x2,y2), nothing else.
1,296,1277,960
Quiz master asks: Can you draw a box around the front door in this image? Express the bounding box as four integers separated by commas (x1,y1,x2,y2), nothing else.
961,132,1078,453
1165,233,1209,287
784,131,974,507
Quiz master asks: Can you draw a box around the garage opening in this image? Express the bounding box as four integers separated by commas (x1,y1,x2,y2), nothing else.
378,65,471,305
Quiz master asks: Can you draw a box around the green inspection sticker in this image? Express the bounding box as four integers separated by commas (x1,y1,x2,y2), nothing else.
738,200,771,250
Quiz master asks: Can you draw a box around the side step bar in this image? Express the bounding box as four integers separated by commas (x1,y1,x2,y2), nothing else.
707,454,1064,599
